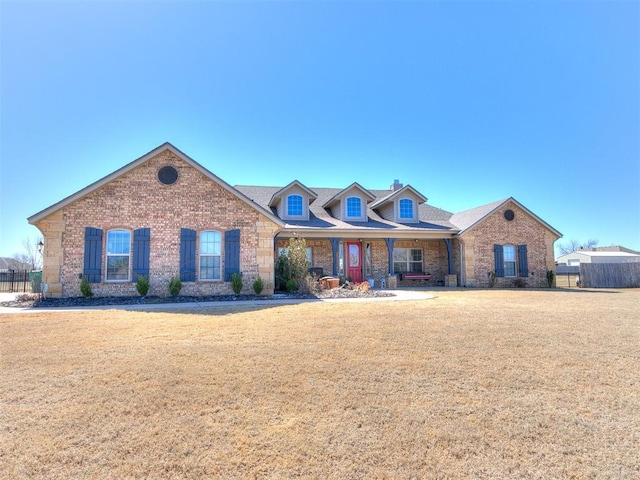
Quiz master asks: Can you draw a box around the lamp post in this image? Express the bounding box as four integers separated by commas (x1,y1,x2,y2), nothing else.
36,240,47,298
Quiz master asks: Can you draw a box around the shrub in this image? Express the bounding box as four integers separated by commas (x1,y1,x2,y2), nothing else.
169,276,182,296
275,253,291,291
275,237,310,292
513,278,527,288
80,277,93,298
231,273,243,294
288,237,309,283
488,271,496,288
546,269,555,288
253,276,264,295
136,275,149,297
285,278,298,292
16,293,41,302
301,274,320,294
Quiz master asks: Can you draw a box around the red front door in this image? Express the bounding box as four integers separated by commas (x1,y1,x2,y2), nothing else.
346,242,363,283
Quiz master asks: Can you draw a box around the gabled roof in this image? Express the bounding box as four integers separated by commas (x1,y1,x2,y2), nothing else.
235,185,457,237
449,197,562,237
559,251,640,258
321,182,376,208
0,257,31,270
267,180,318,208
28,142,284,227
369,184,428,209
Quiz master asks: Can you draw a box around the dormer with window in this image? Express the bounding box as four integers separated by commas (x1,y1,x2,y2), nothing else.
370,184,427,224
322,182,375,222
268,180,317,221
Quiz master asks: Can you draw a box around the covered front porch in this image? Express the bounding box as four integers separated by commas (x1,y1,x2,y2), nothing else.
274,234,459,288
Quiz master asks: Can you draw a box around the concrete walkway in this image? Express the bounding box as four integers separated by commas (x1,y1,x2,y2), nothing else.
0,289,434,315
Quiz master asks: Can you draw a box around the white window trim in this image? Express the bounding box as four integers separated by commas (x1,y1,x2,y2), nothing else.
199,230,222,281
393,247,423,274
105,229,131,282
397,197,416,222
503,244,517,277
286,194,304,217
345,195,367,221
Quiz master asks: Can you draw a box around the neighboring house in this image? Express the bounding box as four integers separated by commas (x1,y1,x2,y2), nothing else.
28,143,562,298
556,250,640,267
0,257,31,272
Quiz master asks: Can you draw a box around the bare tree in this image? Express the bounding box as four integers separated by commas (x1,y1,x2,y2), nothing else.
12,237,43,270
558,238,599,255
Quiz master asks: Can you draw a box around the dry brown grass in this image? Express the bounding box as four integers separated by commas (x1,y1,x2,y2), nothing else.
1,289,639,479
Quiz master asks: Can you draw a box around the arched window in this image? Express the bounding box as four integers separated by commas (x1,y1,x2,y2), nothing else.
106,229,131,281
287,194,303,216
399,198,414,219
346,196,362,218
200,230,222,280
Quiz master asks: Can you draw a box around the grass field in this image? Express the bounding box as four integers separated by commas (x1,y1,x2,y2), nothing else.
1,289,638,479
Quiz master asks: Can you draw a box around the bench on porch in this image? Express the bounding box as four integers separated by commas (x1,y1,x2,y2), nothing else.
399,272,432,282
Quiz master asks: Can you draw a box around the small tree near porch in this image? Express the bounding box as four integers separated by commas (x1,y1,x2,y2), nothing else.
276,237,310,291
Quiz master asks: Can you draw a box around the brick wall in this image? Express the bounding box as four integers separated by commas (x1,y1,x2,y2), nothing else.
461,201,556,287
275,238,452,287
36,150,280,297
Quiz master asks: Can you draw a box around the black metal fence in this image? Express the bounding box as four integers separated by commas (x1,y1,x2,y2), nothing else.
0,270,39,293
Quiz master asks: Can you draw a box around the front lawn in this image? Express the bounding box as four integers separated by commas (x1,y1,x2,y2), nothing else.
1,289,638,478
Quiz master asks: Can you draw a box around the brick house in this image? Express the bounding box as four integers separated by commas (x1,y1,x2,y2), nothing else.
28,143,561,297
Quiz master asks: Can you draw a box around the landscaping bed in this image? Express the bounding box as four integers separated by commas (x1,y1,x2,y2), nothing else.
0,287,394,309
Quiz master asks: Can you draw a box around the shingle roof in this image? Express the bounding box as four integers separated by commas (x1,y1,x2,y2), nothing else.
564,251,640,258
449,197,562,237
448,198,509,233
235,185,457,234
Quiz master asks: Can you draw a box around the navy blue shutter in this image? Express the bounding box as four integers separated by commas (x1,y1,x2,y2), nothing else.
518,244,529,277
224,229,241,281
83,227,103,283
132,228,150,281
180,228,196,282
494,244,505,277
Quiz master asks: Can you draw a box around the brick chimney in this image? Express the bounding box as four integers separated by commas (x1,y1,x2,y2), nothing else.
390,179,403,191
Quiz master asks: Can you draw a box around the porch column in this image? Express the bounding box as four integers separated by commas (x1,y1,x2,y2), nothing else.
384,238,396,275
444,238,453,274
329,237,340,276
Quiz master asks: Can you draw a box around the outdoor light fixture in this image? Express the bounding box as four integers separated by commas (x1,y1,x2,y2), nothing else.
37,240,44,254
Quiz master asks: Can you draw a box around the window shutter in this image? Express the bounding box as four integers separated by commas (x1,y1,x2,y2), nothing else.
518,244,529,277
494,244,505,277
180,228,196,282
83,227,103,283
224,229,241,281
132,228,150,281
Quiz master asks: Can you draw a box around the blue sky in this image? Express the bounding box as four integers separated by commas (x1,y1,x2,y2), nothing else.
1,0,639,259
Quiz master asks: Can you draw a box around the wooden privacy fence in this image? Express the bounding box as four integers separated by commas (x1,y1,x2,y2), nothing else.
580,263,640,288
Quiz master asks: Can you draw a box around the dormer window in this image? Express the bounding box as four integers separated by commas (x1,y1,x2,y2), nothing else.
346,196,362,218
399,198,414,219
287,195,303,216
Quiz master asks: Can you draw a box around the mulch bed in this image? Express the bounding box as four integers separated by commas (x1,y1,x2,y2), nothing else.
1,288,394,309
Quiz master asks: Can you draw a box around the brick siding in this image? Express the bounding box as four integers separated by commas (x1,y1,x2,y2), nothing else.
461,201,554,288
36,150,279,297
